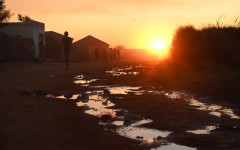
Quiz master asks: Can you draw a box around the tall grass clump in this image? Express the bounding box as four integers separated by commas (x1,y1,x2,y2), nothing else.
171,17,240,70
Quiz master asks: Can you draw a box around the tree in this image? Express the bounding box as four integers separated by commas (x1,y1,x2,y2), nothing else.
18,13,31,22
0,0,13,22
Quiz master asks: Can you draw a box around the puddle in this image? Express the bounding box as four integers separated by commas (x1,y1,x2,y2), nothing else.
105,86,142,95
43,65,240,149
165,92,184,99
90,85,119,89
74,74,99,86
90,85,144,95
55,94,79,100
187,126,216,134
152,143,196,150
23,63,240,150
74,79,99,85
53,88,186,149
209,112,222,117
165,91,240,119
70,66,238,149
105,66,140,76
131,119,153,127
116,126,171,141
58,91,173,149
77,93,115,116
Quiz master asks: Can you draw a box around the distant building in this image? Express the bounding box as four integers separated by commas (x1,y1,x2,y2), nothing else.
0,20,45,60
45,31,73,61
73,35,110,62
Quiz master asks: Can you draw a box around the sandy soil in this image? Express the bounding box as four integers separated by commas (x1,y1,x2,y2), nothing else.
1,61,240,150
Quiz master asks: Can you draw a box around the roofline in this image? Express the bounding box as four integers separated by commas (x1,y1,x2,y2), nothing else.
74,35,109,46
45,31,73,39
0,20,44,25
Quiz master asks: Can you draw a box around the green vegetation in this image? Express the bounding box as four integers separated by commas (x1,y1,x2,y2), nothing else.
171,18,240,70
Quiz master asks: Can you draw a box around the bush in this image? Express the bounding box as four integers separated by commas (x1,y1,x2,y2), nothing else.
171,24,240,70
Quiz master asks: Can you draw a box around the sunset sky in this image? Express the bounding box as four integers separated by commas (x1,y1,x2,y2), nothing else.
6,0,240,49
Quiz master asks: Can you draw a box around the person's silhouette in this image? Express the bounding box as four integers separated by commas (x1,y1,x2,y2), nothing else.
62,31,73,70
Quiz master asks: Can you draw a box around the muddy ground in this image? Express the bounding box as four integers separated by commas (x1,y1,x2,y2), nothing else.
1,61,240,150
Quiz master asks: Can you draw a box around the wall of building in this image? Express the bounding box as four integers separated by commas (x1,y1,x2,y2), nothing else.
45,32,64,60
32,24,45,58
73,43,92,62
0,21,45,59
0,36,34,62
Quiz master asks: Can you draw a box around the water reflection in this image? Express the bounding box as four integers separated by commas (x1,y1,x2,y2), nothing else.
187,126,216,134
71,65,238,149
78,66,239,121
166,91,239,119
152,143,196,150
105,66,140,76
75,91,175,149
49,77,238,149
53,89,187,149
76,92,113,115
24,62,240,150
105,86,141,95
56,94,79,100
74,74,99,86
74,79,98,85
116,126,171,141
45,65,239,149
34,65,198,149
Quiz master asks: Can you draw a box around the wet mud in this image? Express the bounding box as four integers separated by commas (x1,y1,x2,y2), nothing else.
19,63,240,149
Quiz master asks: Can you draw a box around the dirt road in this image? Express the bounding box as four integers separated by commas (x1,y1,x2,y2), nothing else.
1,61,240,150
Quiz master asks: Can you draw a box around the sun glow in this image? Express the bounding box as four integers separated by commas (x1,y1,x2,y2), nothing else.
151,40,167,51
148,39,170,59
133,27,172,60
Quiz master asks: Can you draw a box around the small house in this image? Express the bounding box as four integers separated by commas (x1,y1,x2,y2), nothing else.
73,35,110,62
0,20,45,60
45,31,73,61
0,34,34,62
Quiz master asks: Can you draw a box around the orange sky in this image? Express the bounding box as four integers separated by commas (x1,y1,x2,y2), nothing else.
6,0,240,49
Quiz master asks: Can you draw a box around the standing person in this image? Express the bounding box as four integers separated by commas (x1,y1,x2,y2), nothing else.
62,31,73,70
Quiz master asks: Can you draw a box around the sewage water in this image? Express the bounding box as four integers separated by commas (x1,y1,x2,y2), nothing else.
187,126,216,134
74,75,99,86
77,92,115,116
105,86,141,95
45,65,239,149
55,90,174,148
67,66,196,149
152,143,196,150
116,126,171,141
165,91,240,119
106,66,140,76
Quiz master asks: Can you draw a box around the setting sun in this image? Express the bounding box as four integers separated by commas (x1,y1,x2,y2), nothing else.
133,27,172,60
146,39,170,59
151,40,167,51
